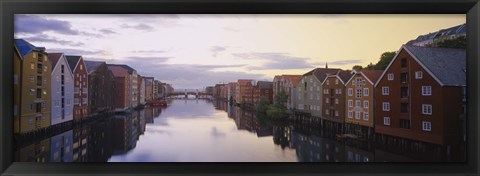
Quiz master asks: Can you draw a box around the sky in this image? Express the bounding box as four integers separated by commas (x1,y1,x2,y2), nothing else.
14,14,465,90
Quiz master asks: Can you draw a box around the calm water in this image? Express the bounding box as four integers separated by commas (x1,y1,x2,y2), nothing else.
14,96,462,162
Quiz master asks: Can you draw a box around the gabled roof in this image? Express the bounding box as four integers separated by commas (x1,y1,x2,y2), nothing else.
14,39,46,58
375,45,466,87
84,60,106,75
346,70,383,86
65,55,82,71
406,23,466,45
47,53,63,68
404,45,466,86
237,79,254,86
107,65,129,78
337,70,354,84
257,81,273,89
312,68,341,82
106,64,136,74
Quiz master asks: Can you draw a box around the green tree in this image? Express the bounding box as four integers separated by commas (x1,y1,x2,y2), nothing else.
352,65,363,70
436,36,466,49
274,90,289,108
373,51,396,70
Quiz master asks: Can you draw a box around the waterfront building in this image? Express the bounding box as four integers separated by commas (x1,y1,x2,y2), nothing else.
144,77,154,101
65,55,89,122
253,81,273,106
236,79,255,105
107,64,138,108
296,67,341,118
48,53,74,126
227,82,237,102
84,61,116,115
273,75,302,110
406,23,466,47
138,75,146,105
205,86,214,96
321,70,353,132
13,39,52,134
375,45,465,147
344,70,383,137
107,66,131,112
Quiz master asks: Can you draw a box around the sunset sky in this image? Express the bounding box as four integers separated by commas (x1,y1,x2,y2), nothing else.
14,14,465,90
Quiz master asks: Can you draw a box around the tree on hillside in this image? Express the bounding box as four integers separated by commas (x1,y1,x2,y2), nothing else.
364,62,375,70
435,36,466,49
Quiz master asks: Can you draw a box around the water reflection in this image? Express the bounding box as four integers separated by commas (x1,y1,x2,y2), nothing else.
14,99,460,162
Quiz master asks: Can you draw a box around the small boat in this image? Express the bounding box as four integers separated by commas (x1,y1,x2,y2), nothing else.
146,100,168,106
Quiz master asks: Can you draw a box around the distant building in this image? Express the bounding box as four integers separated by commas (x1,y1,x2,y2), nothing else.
273,75,302,109
375,45,465,146
65,55,89,122
48,53,74,126
137,75,146,105
296,67,341,119
144,77,154,101
13,39,52,134
227,82,237,102
406,23,466,47
253,81,273,106
107,64,138,108
85,61,116,115
236,79,255,105
205,86,214,95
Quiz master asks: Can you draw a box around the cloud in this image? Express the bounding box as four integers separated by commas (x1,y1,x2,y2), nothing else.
120,24,154,31
210,46,227,57
125,56,171,63
324,59,363,65
98,28,117,35
132,50,166,54
22,36,84,46
46,48,105,56
233,52,318,70
15,15,80,35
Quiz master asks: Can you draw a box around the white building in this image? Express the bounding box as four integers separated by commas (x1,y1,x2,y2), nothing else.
48,53,74,126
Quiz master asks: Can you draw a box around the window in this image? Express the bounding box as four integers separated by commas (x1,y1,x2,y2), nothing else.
335,98,338,104
80,65,83,70
382,87,389,95
61,65,64,73
383,102,390,111
422,121,432,131
401,73,408,83
338,89,341,94
356,100,361,107
387,73,394,80
363,101,369,108
363,88,369,96
325,109,329,115
348,100,353,107
384,117,390,125
401,103,409,113
422,86,432,96
30,63,35,69
400,119,411,129
335,110,339,117
326,80,329,85
335,79,338,85
401,58,407,68
14,75,18,85
29,117,33,124
422,104,432,115
348,88,353,96
348,111,353,118
356,89,362,98
415,71,423,79
363,112,369,120
355,112,361,119
326,98,329,103
29,76,34,83
401,87,408,98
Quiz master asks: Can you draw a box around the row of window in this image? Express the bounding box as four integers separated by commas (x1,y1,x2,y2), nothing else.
347,100,369,108
381,86,431,96
347,88,369,97
386,71,423,81
382,102,432,115
383,117,431,131
325,109,340,117
347,111,369,121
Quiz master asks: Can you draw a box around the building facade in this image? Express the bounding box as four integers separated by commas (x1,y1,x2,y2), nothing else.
253,81,273,106
236,79,255,105
13,39,52,134
65,55,89,122
138,75,146,105
345,70,382,137
227,82,237,102
144,77,154,101
85,61,116,115
375,45,465,146
320,70,353,132
108,66,130,112
48,53,74,126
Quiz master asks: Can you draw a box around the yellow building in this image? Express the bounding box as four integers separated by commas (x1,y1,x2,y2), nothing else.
14,39,52,134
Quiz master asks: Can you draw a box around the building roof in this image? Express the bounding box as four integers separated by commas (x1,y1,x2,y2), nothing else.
107,64,136,74
407,23,466,45
47,53,63,68
403,45,466,86
84,60,106,74
280,75,302,87
107,65,129,77
257,81,273,89
14,39,46,58
237,79,254,86
362,70,383,83
65,55,82,71
312,68,341,82
337,70,354,84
